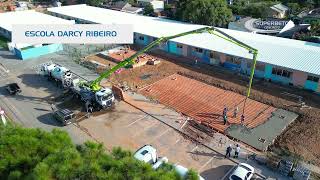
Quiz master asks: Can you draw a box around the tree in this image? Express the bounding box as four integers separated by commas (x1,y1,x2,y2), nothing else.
175,0,233,27
143,2,154,16
287,3,302,15
164,4,175,18
85,0,104,7
0,125,200,179
186,169,200,180
294,22,320,43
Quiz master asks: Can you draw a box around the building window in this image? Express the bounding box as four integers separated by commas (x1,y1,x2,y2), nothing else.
195,47,203,53
272,68,292,78
226,55,241,65
139,36,144,41
176,44,183,49
247,61,265,71
209,51,220,59
307,75,319,82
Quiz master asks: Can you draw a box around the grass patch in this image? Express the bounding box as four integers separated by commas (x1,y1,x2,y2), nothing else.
0,35,8,49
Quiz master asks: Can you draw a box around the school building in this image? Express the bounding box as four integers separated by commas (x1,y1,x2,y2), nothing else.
0,10,74,60
47,4,320,93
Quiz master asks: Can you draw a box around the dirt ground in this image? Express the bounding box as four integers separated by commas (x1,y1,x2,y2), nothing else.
86,47,320,165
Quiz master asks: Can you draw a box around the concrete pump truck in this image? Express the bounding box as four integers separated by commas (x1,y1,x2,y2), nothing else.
41,63,115,111
42,26,258,114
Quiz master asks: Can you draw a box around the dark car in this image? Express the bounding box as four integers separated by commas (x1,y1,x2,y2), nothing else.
53,108,75,126
6,83,21,95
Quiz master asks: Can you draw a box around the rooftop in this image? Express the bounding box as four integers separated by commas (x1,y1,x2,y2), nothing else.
47,4,320,76
270,3,289,13
0,10,74,32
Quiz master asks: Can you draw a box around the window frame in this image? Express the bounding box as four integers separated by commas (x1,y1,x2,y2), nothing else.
307,75,319,82
194,47,203,53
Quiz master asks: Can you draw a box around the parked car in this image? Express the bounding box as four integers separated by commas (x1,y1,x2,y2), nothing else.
53,108,75,126
174,164,205,180
229,163,254,180
6,83,21,95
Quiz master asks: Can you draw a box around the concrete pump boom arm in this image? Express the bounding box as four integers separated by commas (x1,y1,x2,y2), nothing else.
88,27,258,100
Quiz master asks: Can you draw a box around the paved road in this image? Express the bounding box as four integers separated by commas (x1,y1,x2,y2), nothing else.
0,48,92,144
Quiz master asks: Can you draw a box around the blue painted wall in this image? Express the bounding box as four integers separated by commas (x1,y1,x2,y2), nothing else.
245,67,265,78
304,80,319,91
202,50,210,64
253,70,265,78
265,65,292,84
14,44,63,60
135,33,147,45
270,74,291,84
168,41,178,55
144,35,149,45
223,62,240,71
191,48,211,63
264,64,273,79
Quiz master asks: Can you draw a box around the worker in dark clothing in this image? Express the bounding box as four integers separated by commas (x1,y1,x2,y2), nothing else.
225,145,232,158
223,115,228,125
241,114,245,125
223,105,228,117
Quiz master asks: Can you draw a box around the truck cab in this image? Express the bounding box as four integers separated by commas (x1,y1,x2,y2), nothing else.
53,108,75,126
51,66,72,81
95,88,115,109
41,63,57,76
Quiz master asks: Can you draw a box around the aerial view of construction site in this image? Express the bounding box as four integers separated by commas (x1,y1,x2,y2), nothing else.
1,2,320,180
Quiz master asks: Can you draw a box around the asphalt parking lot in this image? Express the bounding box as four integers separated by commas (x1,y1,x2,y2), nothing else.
78,101,236,179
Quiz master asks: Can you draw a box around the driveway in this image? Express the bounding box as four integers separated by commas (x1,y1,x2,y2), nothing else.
78,101,235,179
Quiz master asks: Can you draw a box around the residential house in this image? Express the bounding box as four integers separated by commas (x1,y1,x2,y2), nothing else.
268,3,289,19
137,0,164,12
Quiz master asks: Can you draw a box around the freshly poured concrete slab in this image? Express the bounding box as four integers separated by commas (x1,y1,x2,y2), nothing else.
226,109,298,151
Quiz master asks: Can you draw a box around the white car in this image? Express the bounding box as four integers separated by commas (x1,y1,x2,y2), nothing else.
174,164,205,180
229,163,254,180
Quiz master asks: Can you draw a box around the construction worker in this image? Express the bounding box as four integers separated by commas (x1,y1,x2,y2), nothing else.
50,103,55,112
233,106,239,118
223,115,228,125
234,144,240,158
223,105,228,117
241,114,245,125
225,144,232,158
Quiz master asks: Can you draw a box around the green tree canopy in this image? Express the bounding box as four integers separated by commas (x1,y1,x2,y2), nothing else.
0,125,200,179
143,2,155,16
294,22,320,43
85,0,104,7
175,0,233,27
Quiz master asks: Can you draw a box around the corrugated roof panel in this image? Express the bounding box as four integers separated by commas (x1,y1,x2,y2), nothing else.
47,5,320,75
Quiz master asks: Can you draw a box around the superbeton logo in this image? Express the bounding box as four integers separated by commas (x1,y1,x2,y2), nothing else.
12,24,133,44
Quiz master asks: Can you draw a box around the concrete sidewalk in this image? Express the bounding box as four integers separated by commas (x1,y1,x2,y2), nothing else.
124,91,289,180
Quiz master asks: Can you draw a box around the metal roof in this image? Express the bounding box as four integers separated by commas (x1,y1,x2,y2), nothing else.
271,3,289,13
47,5,320,76
0,10,74,32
